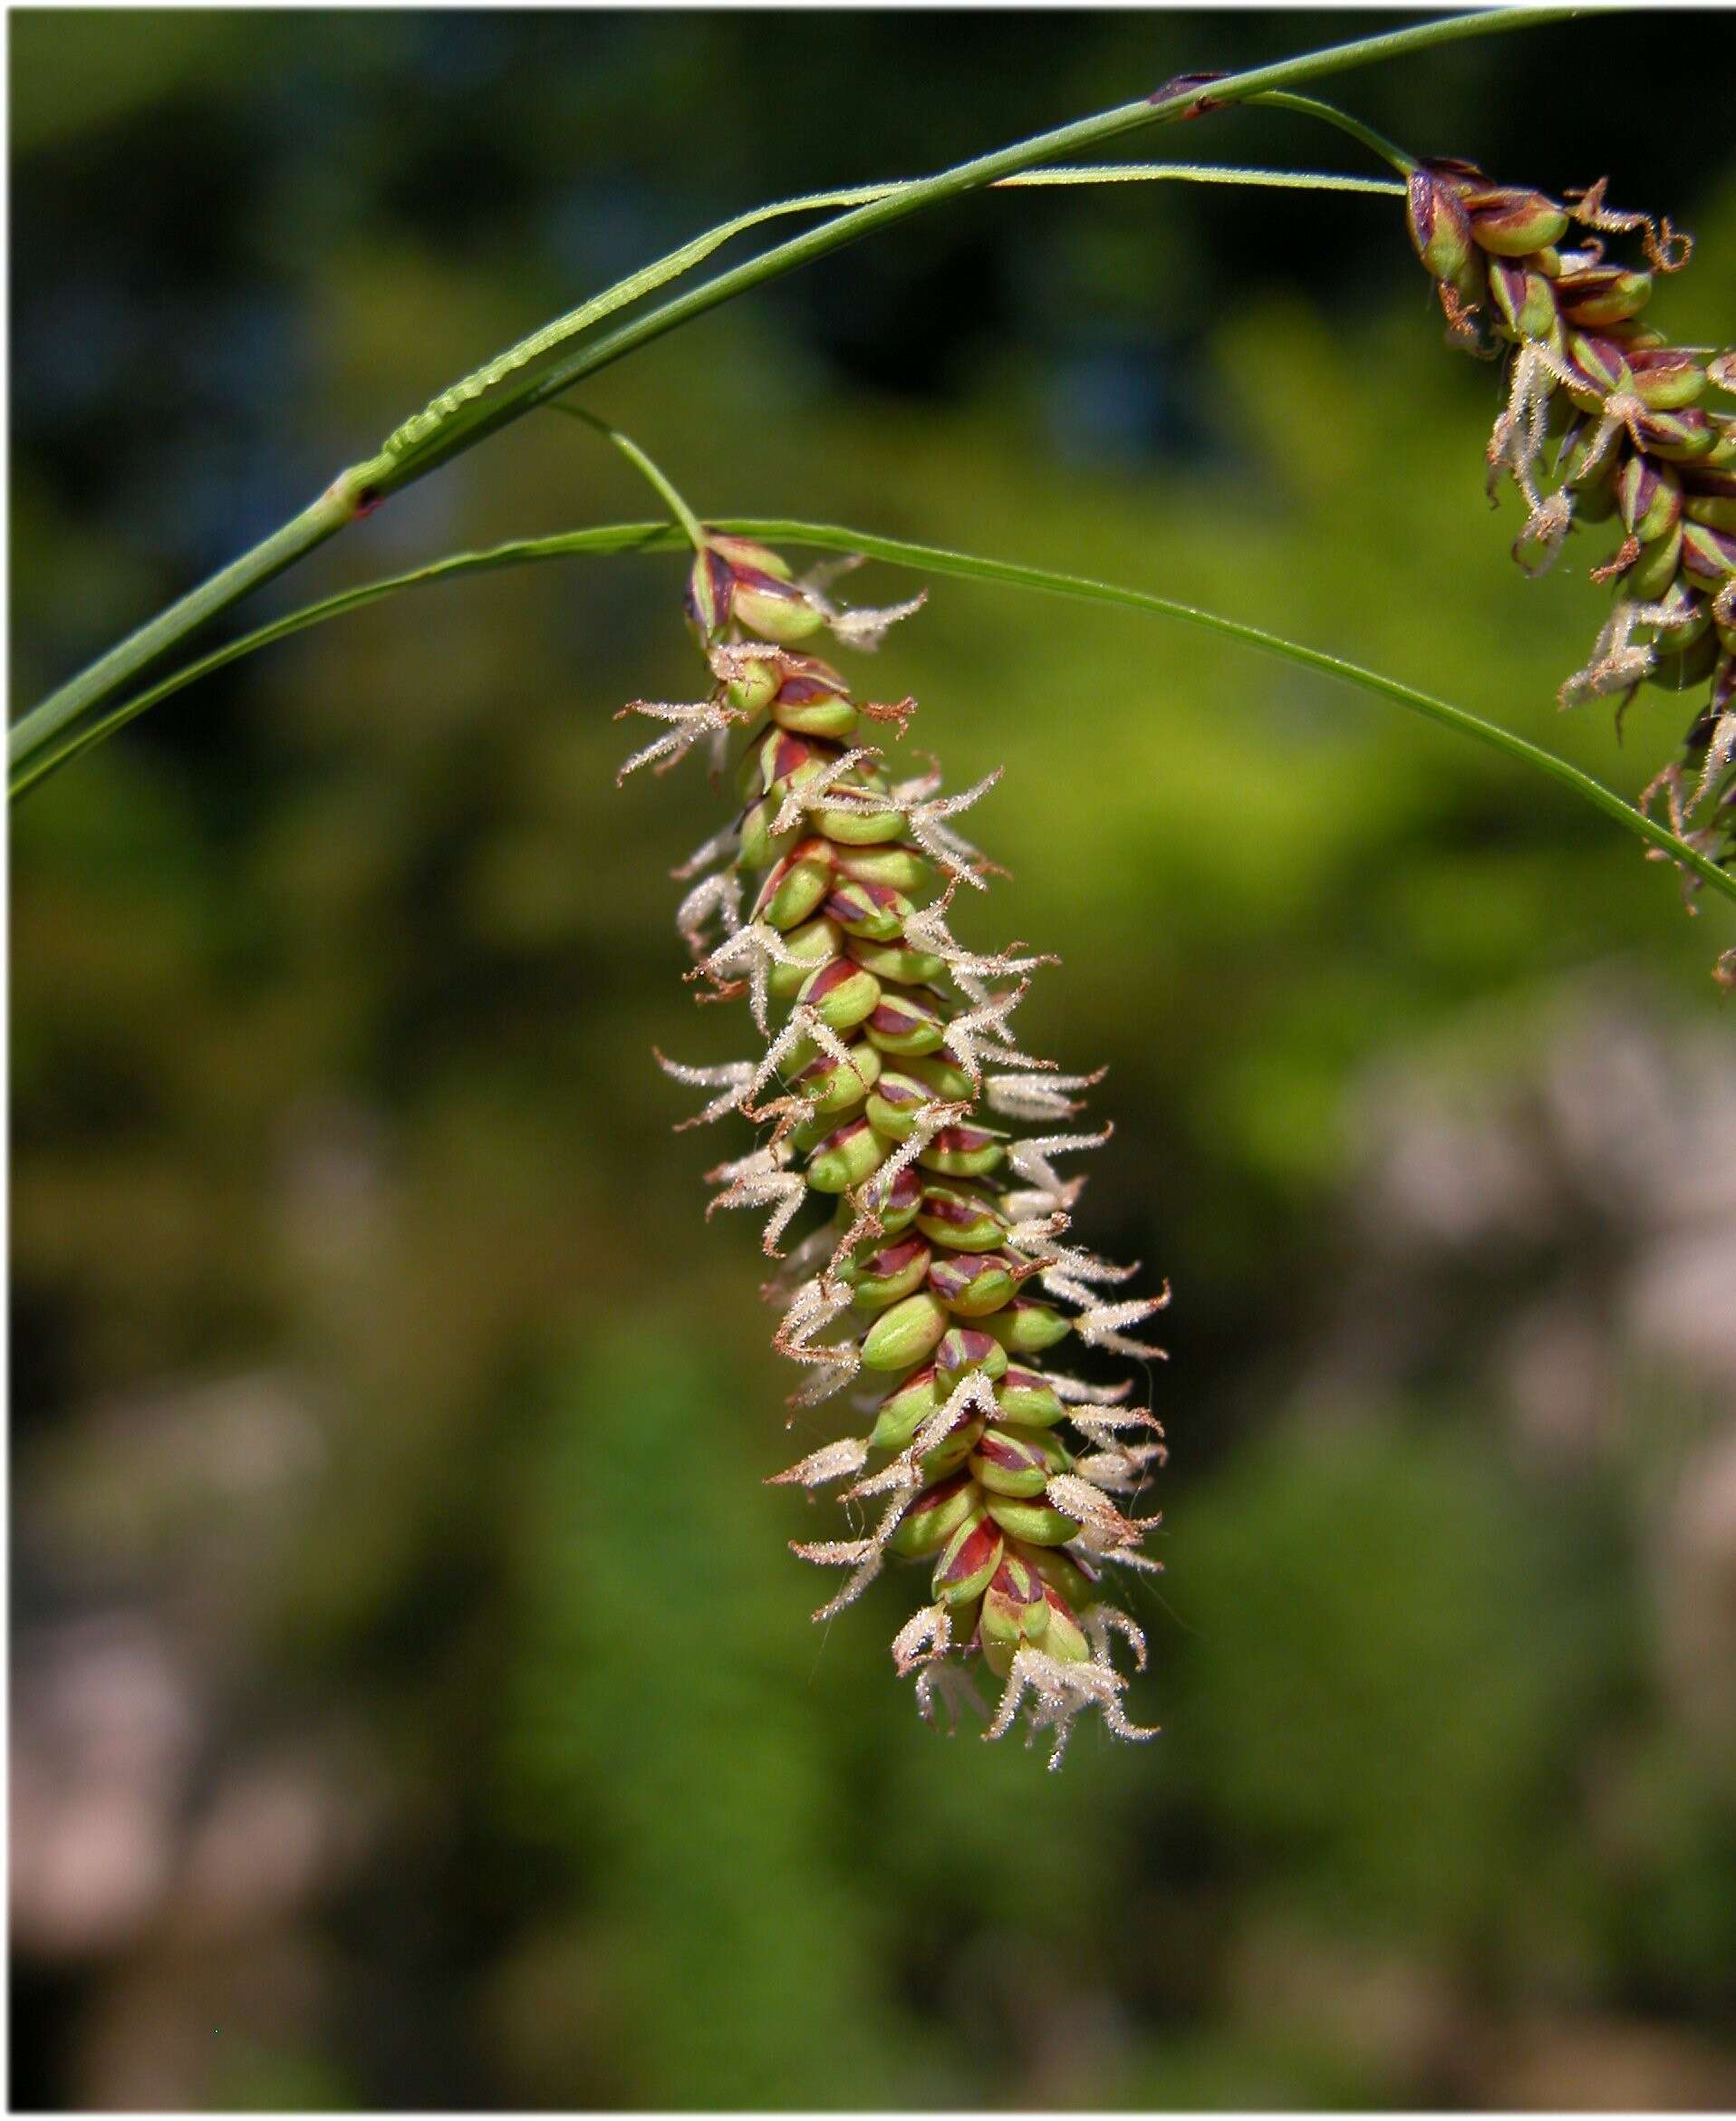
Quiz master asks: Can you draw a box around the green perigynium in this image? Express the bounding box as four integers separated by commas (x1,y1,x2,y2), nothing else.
618,533,1165,1766
1404,159,1736,974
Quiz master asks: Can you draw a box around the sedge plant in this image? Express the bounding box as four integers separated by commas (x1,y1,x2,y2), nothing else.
11,9,1735,1759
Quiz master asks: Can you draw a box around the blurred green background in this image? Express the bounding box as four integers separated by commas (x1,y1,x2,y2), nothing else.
12,8,1736,2109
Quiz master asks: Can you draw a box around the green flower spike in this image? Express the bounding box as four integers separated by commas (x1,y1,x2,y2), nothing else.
621,533,1166,1764
1404,158,1736,900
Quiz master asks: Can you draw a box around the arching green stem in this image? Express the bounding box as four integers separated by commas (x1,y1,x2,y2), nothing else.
15,512,1731,926
11,5,1567,768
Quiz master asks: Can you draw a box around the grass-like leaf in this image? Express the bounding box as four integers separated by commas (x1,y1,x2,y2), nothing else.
11,6,1567,757
15,515,1732,923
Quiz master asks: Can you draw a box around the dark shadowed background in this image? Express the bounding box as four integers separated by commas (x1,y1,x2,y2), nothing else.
11,8,1736,2109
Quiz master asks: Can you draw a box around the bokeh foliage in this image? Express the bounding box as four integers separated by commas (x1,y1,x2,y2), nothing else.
11,10,1736,2109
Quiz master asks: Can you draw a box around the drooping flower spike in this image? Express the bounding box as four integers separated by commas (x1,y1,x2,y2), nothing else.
1403,160,1736,970
620,530,1166,1765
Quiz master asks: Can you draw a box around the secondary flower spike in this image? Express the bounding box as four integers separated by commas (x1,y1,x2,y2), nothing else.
619,531,1166,1765
1404,160,1736,956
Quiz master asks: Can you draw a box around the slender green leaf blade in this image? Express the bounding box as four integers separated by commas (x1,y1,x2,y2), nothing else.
15,514,1731,925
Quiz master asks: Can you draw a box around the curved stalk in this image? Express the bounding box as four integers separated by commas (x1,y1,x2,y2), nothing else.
1248,91,1418,176
544,407,708,552
16,512,1731,922
13,5,1567,764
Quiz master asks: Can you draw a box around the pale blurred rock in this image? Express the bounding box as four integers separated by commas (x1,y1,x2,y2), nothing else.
11,1615,195,1958
1628,1228,1736,1385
